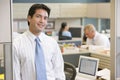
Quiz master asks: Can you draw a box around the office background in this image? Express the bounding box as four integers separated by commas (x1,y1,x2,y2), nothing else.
0,0,120,79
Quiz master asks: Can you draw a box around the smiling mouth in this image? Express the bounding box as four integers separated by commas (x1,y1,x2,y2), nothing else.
37,23,43,26
37,24,43,27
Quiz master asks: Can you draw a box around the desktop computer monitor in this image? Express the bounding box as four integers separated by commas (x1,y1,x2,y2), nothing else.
76,56,99,80
69,27,82,38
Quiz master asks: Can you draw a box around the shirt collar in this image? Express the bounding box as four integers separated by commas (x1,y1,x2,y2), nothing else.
37,32,44,42
26,30,45,42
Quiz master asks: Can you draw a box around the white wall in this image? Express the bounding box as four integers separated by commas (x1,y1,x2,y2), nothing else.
116,0,120,79
13,18,82,33
0,0,12,42
0,44,3,59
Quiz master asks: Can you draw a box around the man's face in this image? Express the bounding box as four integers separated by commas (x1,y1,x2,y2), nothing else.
84,29,94,39
28,9,48,34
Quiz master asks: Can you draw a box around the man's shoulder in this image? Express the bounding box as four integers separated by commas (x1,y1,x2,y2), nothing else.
95,33,109,42
100,33,108,39
42,33,55,39
42,33,57,43
13,33,27,45
96,32,106,38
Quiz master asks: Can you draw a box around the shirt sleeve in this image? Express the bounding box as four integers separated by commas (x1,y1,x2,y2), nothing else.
52,42,65,80
13,43,21,80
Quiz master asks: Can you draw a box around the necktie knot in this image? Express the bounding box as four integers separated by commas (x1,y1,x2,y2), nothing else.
35,37,40,43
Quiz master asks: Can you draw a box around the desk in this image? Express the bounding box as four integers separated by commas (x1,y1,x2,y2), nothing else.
62,48,111,69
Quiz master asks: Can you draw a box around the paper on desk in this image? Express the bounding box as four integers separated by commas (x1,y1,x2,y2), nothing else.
96,68,110,76
117,78,120,80
88,45,106,51
63,47,79,53
80,45,106,51
80,45,89,49
96,68,110,80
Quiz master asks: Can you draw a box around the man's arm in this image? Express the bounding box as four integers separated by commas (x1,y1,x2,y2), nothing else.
52,43,65,80
13,44,21,80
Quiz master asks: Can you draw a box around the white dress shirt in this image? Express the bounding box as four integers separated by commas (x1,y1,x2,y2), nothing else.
86,32,110,48
13,30,65,80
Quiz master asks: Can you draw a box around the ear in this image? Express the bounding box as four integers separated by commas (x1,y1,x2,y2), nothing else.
27,16,31,23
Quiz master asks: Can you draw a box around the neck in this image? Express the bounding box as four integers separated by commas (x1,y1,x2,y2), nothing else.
29,29,41,36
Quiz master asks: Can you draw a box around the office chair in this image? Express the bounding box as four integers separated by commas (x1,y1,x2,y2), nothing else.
64,62,76,80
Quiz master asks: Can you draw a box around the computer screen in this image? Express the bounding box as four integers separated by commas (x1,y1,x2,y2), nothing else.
78,56,99,76
69,27,81,38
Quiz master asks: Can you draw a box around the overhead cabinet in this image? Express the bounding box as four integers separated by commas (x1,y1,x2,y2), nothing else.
13,3,87,18
13,3,32,19
60,3,87,18
13,3,60,19
87,3,110,18
96,3,110,18
87,4,97,18
46,3,60,18
13,3,110,19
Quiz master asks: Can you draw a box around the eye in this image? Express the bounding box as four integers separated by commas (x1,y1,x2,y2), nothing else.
44,16,48,20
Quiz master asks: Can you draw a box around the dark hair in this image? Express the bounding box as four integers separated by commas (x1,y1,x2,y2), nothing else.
27,4,51,25
58,22,67,37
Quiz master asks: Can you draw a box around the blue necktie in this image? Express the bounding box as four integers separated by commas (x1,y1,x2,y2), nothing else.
35,37,47,80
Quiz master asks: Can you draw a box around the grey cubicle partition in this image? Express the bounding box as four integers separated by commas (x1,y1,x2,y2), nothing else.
63,53,90,67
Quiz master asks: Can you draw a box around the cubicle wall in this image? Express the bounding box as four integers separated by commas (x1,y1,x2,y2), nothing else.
91,54,111,69
0,0,13,80
63,53,90,67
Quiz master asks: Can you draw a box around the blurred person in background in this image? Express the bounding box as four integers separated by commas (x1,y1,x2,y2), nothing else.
58,22,72,40
84,24,110,48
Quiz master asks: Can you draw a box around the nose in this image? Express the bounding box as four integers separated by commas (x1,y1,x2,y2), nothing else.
39,17,45,23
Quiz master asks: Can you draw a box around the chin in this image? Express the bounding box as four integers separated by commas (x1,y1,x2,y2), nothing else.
89,37,92,39
38,27,44,31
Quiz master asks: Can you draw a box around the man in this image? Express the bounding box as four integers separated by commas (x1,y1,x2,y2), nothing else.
84,24,110,48
13,4,65,80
